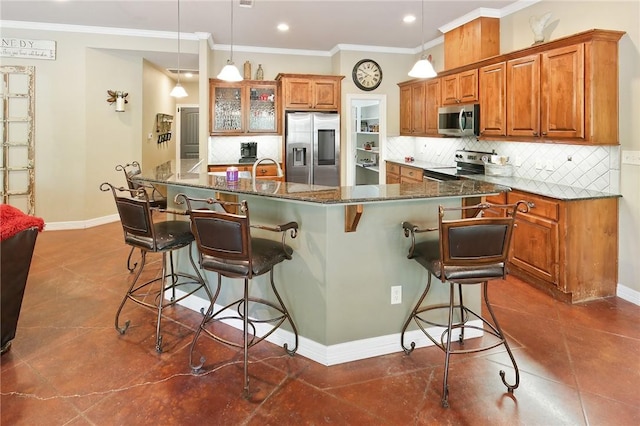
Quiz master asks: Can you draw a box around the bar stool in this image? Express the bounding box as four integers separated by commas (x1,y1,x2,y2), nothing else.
116,161,168,272
175,194,299,398
400,201,526,407
100,182,214,353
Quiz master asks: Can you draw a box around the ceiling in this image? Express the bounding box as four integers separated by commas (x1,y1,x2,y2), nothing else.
1,0,523,73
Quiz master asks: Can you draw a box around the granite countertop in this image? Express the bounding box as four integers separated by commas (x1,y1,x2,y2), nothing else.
386,158,620,201
134,163,509,206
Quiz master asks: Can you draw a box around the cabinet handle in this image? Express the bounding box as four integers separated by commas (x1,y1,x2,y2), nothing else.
260,168,267,174
533,132,538,137
542,131,547,136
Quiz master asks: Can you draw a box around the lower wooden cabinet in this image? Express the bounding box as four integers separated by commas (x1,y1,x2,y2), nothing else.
486,190,618,303
386,162,422,184
208,163,283,181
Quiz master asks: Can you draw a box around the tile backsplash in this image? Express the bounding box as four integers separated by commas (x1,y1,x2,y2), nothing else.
386,136,620,194
209,135,282,164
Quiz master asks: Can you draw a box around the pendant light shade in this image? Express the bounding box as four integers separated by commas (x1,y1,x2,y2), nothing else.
217,0,243,82
170,0,188,98
170,82,188,98
409,0,437,79
217,61,243,82
408,56,437,78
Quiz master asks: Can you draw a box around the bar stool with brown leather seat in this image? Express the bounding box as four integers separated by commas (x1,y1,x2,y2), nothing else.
116,161,168,272
175,194,299,398
400,201,527,408
100,182,214,353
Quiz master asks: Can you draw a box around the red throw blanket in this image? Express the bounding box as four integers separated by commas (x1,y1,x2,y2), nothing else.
1,204,45,241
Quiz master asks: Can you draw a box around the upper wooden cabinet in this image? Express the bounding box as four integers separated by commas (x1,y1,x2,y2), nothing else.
399,78,440,136
444,17,500,70
399,81,425,135
418,29,623,145
276,74,343,111
479,62,507,137
441,69,478,105
424,79,441,135
209,79,279,135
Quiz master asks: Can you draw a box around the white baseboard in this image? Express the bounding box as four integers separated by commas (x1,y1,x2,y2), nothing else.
617,283,640,306
43,214,119,231
172,290,483,366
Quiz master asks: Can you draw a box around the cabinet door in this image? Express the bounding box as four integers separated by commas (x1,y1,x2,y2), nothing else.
458,69,478,103
479,63,506,137
386,162,400,184
424,79,441,135
541,44,585,139
441,70,478,105
247,83,278,133
410,82,426,134
507,55,540,137
441,74,459,105
283,78,312,109
399,85,412,134
211,83,243,133
511,215,559,285
313,80,340,109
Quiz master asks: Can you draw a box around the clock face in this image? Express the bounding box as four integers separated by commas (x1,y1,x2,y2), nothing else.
352,59,382,91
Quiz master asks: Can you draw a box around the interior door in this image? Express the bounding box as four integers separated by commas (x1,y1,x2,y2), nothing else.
1,66,35,214
180,106,199,159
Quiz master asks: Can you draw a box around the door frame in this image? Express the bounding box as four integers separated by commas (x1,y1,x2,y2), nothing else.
345,94,386,186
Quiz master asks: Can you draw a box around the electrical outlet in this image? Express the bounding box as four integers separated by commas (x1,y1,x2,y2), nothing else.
622,150,640,165
535,161,543,170
147,133,153,140
391,286,402,304
514,155,522,167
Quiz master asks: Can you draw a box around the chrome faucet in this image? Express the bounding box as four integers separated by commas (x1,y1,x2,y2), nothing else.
252,157,284,183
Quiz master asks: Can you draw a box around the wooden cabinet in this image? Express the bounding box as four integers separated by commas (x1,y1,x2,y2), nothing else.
386,161,422,184
444,17,500,70
503,31,622,144
541,44,584,139
209,79,279,135
399,79,440,136
499,190,619,303
479,62,507,137
399,81,425,135
386,162,400,184
506,54,540,137
208,163,283,181
400,165,423,183
424,79,441,135
276,74,343,111
441,69,478,105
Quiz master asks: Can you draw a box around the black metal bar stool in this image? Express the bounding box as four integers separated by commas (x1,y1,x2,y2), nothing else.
100,182,214,353
116,161,168,272
400,201,527,407
175,194,299,398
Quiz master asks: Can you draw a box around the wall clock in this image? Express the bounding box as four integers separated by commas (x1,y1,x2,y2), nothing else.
352,59,382,91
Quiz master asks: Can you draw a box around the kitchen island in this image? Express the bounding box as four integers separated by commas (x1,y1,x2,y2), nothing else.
134,163,510,365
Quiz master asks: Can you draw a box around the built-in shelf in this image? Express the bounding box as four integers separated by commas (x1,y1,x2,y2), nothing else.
356,163,379,173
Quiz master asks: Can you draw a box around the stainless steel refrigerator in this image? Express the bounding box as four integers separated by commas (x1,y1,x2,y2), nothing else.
285,112,340,186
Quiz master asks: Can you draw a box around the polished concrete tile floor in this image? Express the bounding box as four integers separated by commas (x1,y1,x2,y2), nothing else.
2,221,640,425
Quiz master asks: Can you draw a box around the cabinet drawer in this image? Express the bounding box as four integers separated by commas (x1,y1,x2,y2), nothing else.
387,162,400,174
508,191,559,221
400,166,422,181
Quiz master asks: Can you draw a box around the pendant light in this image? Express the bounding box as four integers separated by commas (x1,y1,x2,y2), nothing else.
408,0,437,79
217,0,243,82
170,0,188,98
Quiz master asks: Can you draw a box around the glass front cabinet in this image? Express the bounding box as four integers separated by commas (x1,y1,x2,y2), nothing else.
209,79,279,135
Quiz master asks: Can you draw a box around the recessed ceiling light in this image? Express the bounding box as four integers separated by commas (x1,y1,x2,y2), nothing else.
277,23,289,32
403,15,416,24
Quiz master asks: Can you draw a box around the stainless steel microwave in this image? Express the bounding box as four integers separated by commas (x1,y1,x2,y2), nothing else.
438,104,480,137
